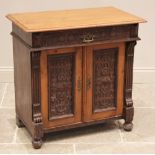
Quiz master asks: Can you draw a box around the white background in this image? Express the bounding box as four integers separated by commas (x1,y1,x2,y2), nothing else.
0,0,154,82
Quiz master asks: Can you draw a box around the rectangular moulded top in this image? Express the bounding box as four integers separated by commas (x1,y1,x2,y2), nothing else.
6,7,146,33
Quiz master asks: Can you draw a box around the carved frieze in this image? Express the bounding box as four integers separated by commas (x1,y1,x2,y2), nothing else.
32,25,138,48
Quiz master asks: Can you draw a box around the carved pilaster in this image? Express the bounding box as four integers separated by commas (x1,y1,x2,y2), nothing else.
123,41,137,131
31,51,43,149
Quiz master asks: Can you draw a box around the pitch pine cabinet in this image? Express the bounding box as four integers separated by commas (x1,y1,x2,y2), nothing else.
7,7,146,149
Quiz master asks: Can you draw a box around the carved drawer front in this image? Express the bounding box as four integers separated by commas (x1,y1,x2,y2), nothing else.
41,47,82,129
84,42,125,122
32,24,138,48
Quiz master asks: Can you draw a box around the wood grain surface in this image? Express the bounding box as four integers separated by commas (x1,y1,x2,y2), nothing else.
7,7,146,32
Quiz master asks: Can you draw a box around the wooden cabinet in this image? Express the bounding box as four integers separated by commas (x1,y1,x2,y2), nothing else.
7,7,146,149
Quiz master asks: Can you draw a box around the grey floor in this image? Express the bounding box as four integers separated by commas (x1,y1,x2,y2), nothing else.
0,83,155,153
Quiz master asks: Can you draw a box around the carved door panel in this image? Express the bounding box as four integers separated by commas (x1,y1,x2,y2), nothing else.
41,47,82,129
84,43,125,122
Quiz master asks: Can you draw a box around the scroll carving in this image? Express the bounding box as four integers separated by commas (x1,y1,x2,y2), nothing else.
123,41,137,131
93,48,117,112
48,53,75,119
31,51,43,140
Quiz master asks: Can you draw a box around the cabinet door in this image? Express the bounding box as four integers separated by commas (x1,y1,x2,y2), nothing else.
41,47,82,129
84,43,125,122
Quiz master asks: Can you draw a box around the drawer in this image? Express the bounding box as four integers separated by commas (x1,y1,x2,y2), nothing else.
32,24,138,48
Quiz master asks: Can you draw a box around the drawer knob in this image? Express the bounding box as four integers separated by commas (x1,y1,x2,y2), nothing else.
83,34,95,43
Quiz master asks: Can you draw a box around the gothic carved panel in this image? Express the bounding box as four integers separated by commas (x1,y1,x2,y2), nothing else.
47,53,75,120
93,48,118,112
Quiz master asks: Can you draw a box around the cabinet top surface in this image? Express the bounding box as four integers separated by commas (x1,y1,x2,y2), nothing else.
6,7,146,32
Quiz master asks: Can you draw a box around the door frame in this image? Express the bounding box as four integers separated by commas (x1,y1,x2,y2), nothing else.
40,47,82,129
83,42,125,122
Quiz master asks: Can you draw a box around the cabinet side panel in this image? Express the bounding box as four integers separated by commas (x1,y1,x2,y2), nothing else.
13,37,33,135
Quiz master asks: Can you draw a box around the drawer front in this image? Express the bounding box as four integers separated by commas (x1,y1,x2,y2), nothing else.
32,24,138,48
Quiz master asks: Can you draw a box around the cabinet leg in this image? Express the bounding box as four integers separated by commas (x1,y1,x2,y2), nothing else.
32,138,42,149
123,101,134,132
123,122,133,131
16,115,25,128
32,115,43,149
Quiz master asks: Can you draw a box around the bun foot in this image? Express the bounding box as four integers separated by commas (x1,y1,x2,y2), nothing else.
32,139,42,149
123,122,133,131
16,116,25,128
